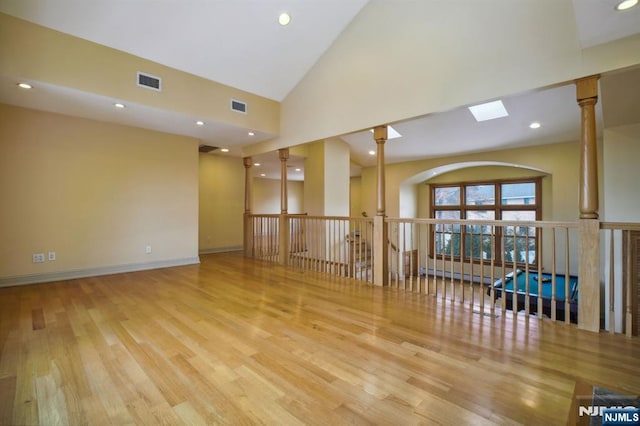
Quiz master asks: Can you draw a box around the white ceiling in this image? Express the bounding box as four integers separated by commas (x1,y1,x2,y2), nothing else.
0,0,369,102
0,0,639,180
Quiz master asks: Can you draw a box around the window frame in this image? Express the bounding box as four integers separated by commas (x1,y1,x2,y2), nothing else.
430,177,542,267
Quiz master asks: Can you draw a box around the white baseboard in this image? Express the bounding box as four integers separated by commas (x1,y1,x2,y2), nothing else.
0,257,201,288
199,246,243,255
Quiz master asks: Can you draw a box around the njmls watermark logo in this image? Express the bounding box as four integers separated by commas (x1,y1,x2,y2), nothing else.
576,394,640,426
601,408,640,425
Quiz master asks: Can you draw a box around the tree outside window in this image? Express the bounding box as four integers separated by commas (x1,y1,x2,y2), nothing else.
431,178,540,266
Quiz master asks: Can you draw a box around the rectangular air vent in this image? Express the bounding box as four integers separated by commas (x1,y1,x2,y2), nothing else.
199,145,219,153
231,99,247,114
137,72,161,91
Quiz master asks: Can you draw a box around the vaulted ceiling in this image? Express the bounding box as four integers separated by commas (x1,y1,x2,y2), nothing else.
0,0,639,179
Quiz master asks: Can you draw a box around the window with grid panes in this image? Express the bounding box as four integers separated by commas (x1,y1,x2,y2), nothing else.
431,178,541,266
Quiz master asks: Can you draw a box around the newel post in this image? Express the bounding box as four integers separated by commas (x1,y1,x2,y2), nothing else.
373,126,388,286
576,75,601,332
278,148,290,265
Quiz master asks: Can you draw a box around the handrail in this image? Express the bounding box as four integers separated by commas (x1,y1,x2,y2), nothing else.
385,217,578,228
247,213,638,335
600,222,640,231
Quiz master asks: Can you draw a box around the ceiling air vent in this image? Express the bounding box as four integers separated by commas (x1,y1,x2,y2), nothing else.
231,99,247,114
198,145,219,153
137,72,161,91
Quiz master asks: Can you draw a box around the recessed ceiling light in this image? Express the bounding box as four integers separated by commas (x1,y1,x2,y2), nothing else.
248,131,255,136
368,150,376,156
18,83,32,89
254,163,261,166
220,148,229,153
369,125,402,139
196,121,205,126
468,100,509,122
114,103,126,109
529,122,541,129
278,12,291,26
616,0,638,10
260,173,266,177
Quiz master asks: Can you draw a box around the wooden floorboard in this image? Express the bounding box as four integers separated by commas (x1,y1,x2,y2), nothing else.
1,251,640,425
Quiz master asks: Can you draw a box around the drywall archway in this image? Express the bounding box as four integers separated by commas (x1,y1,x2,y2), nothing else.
399,161,550,218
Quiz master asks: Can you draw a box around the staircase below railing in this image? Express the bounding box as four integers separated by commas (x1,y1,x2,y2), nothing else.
249,214,374,284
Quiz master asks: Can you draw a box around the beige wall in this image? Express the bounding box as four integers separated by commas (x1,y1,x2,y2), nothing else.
361,141,581,221
422,166,549,218
0,13,279,135
350,177,362,218
603,123,640,222
303,141,325,216
360,141,585,274
323,139,350,217
253,178,304,215
246,1,640,155
199,154,245,252
0,104,199,283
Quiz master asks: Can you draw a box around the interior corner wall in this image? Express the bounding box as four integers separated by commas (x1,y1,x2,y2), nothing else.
603,123,640,222
399,183,418,219
601,123,640,332
199,154,245,251
0,103,199,284
303,141,326,216
252,178,304,214
323,139,350,216
350,176,362,218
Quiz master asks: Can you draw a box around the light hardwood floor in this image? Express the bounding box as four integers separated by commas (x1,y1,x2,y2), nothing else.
1,252,639,425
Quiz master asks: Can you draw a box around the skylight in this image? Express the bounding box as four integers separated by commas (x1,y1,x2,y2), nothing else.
468,100,509,122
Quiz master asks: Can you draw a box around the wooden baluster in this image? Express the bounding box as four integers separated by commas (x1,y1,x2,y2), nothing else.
536,227,543,321
490,232,496,316
469,226,474,309
551,228,557,322
501,229,507,314
625,230,633,337
433,223,439,298
410,223,415,292
450,225,455,302
524,226,530,317
416,223,422,294
609,229,615,333
459,223,465,305
479,227,485,314
512,228,518,318
426,223,432,296
565,229,571,324
395,223,400,287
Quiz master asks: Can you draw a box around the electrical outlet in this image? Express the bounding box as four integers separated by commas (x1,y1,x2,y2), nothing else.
48,251,56,261
145,245,152,254
32,253,45,263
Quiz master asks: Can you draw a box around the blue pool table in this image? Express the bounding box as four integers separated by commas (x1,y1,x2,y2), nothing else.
489,270,578,323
